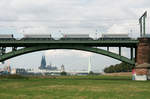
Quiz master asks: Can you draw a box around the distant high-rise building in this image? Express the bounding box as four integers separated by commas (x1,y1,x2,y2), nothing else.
61,64,65,72
39,55,46,69
46,64,58,70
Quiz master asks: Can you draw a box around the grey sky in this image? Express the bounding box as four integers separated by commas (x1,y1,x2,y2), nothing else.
0,0,149,72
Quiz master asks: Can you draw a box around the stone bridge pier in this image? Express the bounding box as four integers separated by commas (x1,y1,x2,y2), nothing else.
137,38,150,64
135,37,150,80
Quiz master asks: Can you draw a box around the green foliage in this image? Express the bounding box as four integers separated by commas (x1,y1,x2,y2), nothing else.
60,71,67,76
88,71,94,75
104,62,135,73
0,74,28,79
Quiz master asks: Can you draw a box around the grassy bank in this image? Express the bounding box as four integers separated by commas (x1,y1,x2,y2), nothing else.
0,75,149,99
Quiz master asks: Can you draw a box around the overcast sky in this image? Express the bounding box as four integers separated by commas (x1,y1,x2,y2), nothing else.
0,0,150,72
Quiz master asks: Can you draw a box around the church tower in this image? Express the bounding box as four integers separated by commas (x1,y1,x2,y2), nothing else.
39,55,46,69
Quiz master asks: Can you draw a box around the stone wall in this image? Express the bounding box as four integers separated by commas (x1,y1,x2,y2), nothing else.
137,38,150,64
135,68,148,75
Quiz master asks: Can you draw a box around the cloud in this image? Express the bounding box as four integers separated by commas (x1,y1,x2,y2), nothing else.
1,0,149,35
107,24,129,34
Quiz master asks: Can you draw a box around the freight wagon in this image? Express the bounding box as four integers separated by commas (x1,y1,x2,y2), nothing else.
60,34,93,40
0,34,15,40
99,34,130,40
22,34,53,40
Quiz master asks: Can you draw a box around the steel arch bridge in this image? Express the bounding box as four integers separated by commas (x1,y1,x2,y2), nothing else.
0,39,138,65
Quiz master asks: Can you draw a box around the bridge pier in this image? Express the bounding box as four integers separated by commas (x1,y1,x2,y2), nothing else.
130,47,133,60
107,47,109,51
0,47,6,64
137,38,150,64
135,37,150,80
12,47,17,51
119,47,121,56
0,47,6,55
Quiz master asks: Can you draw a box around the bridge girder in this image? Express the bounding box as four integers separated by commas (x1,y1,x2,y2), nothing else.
0,45,135,65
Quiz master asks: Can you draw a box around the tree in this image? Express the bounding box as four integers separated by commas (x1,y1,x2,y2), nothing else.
103,62,134,73
89,71,94,75
60,71,67,76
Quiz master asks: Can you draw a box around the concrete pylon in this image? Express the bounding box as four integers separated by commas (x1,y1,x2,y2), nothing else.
88,56,91,73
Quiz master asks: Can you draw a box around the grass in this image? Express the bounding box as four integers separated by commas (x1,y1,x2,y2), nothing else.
0,75,149,99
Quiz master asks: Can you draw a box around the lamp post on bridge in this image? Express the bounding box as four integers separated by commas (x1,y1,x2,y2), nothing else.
139,11,147,37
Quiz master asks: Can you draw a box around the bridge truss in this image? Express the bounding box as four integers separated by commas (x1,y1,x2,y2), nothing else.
0,39,138,65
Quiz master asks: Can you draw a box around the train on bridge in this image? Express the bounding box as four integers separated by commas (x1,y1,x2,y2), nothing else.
0,33,131,40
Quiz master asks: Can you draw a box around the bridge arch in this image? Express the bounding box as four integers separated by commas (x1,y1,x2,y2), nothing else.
0,45,135,65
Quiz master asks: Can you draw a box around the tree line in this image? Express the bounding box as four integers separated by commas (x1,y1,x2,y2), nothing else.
104,62,135,73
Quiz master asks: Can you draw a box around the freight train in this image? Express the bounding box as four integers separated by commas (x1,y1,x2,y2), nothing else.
0,33,131,40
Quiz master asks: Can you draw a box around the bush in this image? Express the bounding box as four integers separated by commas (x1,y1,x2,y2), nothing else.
60,72,67,76
89,71,94,75
0,74,28,79
104,62,135,73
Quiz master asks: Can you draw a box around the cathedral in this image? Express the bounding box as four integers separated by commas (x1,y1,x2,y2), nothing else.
39,55,58,70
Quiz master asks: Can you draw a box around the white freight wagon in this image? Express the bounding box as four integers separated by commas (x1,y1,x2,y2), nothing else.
99,34,130,40
63,34,90,38
61,34,92,40
0,34,13,38
102,34,129,38
23,34,51,38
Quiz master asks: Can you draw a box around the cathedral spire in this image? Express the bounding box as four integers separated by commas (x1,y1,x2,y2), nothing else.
39,55,46,69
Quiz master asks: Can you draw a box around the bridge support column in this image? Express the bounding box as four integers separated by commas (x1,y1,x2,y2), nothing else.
135,47,137,62
12,47,17,51
130,47,133,60
119,47,121,56
107,47,109,51
0,47,6,55
137,38,150,64
0,47,6,64
134,38,150,80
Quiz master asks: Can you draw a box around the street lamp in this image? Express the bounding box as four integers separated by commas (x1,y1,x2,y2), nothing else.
139,11,147,37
